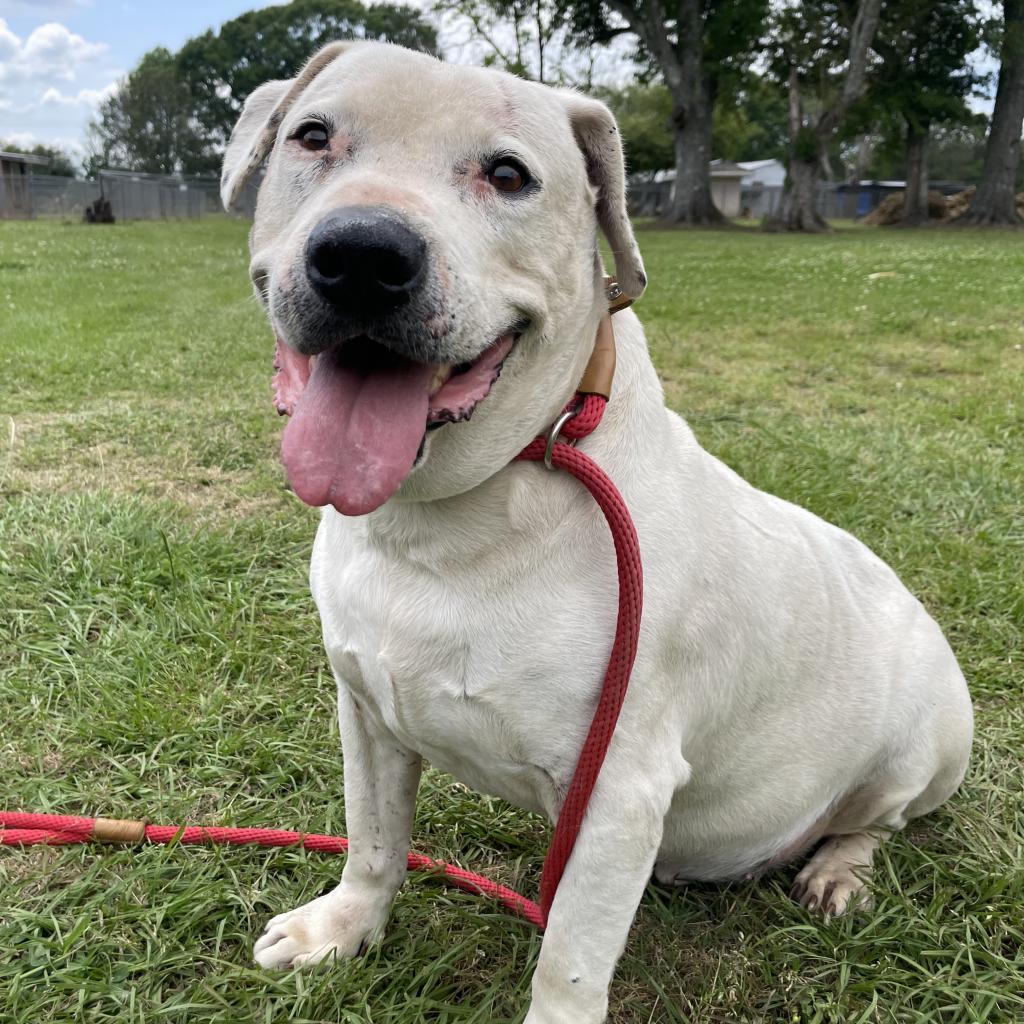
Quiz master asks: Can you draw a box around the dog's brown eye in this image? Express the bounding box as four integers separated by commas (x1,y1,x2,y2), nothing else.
298,125,329,151
488,162,526,193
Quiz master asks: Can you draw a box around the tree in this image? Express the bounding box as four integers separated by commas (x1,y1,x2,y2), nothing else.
867,0,979,225
599,74,787,179
564,0,769,224
88,48,215,175
712,71,789,163
177,0,436,153
599,83,674,176
765,0,882,232
964,0,1024,224
437,0,575,84
0,141,76,176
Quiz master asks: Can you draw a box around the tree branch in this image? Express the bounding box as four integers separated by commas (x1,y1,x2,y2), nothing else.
818,0,882,137
603,0,683,88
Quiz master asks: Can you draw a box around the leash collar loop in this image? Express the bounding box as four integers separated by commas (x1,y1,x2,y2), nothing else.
543,405,581,470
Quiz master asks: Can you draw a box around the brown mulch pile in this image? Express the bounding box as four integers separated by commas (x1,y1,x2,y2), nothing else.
861,190,949,225
945,186,977,220
862,185,1024,224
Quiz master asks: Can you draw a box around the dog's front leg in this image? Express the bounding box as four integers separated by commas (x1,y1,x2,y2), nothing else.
525,748,681,1024
254,685,422,969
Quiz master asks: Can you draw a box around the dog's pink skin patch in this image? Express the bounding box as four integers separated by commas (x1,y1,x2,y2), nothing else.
288,132,353,163
427,335,513,423
273,338,311,415
337,184,427,214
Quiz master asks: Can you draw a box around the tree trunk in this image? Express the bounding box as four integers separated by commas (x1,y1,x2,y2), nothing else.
849,135,872,183
605,0,724,225
664,0,722,225
902,123,930,226
964,0,1024,225
667,83,723,225
767,72,828,231
770,155,828,232
767,0,882,233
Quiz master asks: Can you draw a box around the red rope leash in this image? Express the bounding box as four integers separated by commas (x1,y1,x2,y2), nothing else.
514,394,643,921
2,393,643,932
0,810,544,927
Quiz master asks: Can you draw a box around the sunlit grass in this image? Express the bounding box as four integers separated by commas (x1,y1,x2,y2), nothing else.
1,218,1021,1022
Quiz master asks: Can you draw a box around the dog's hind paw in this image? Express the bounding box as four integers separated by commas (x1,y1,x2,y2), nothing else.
253,888,390,969
789,831,880,918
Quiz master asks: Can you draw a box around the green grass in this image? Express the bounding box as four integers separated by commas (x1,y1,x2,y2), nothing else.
1,217,1022,1023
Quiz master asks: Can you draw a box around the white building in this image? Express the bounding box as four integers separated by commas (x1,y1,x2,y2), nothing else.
734,159,787,188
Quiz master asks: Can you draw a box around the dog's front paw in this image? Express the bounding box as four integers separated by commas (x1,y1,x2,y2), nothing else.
253,888,390,969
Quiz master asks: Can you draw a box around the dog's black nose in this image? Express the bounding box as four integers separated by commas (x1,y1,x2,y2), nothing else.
305,207,427,317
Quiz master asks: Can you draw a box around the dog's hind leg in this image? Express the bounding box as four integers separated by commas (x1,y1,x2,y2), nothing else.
254,684,422,969
789,734,971,919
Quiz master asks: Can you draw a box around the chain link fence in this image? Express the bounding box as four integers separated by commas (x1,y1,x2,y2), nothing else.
23,170,260,221
628,180,864,221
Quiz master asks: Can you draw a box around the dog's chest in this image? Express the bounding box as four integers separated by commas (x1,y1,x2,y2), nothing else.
312,526,614,819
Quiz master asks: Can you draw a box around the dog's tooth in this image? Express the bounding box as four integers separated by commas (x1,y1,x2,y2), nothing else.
429,364,453,395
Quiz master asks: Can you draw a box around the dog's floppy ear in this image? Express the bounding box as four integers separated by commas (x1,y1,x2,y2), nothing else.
559,92,647,300
221,41,352,211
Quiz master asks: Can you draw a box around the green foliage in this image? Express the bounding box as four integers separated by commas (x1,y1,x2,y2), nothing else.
793,125,820,163
766,0,853,89
712,72,789,161
0,142,77,177
598,83,674,175
562,0,768,80
601,73,787,174
1,217,1023,1023
88,47,217,175
859,118,989,182
177,0,436,150
865,0,980,135
87,1,435,176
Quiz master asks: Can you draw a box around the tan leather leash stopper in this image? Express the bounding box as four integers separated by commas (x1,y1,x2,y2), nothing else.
92,817,147,843
576,277,634,401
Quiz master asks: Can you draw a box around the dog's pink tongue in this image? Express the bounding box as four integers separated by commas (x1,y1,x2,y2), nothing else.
281,345,435,515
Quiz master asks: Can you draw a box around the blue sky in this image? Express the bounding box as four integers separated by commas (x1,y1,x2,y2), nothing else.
0,0,281,156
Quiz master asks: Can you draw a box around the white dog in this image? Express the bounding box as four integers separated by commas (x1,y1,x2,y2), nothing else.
221,41,973,1023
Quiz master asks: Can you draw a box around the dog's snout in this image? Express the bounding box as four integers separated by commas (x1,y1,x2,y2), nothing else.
305,207,427,318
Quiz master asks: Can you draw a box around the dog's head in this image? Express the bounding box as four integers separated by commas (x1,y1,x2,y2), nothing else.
223,41,645,515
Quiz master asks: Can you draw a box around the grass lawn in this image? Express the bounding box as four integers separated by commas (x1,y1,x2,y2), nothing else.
1,217,1022,1023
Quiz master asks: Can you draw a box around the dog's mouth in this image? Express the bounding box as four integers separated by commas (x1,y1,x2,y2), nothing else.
272,333,517,515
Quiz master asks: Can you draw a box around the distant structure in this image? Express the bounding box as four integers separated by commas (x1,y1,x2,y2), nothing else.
732,159,787,189
629,161,749,218
719,159,788,218
0,150,49,219
708,161,746,218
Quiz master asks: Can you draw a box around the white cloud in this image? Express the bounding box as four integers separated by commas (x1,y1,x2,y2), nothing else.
0,19,20,63
39,81,117,107
1,128,87,158
3,131,40,148
0,18,107,83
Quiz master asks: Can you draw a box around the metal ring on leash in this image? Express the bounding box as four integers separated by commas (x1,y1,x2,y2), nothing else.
544,407,580,470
